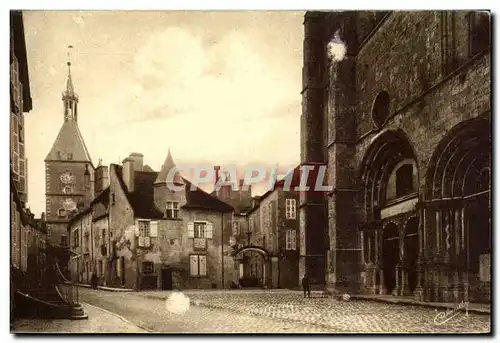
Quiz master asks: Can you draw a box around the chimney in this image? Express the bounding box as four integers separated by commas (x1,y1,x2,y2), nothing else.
129,153,144,172
122,157,135,193
214,166,221,196
214,166,221,183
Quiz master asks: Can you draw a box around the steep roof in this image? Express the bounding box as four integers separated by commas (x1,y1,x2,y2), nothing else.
112,163,233,218
45,120,92,163
130,170,165,219
182,179,234,213
155,149,183,185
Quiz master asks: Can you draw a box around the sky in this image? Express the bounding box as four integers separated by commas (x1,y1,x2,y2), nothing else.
22,11,305,215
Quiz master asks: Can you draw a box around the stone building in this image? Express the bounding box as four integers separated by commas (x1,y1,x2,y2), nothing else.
231,177,300,289
10,10,48,313
300,11,491,303
69,151,237,290
11,10,33,280
44,54,94,251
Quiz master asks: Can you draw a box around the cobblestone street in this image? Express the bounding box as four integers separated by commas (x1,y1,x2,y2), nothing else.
140,290,491,333
11,289,491,333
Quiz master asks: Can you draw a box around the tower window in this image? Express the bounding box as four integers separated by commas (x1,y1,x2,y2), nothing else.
396,164,414,198
67,153,73,160
58,208,66,217
371,91,390,128
63,186,73,194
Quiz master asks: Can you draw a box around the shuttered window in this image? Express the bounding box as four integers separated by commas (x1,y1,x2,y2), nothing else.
190,255,198,276
285,199,296,219
190,254,207,276
286,229,297,250
188,222,213,239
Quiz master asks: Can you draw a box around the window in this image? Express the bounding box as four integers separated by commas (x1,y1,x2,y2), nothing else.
137,220,151,248
372,91,390,128
285,199,296,219
232,221,240,236
143,262,154,274
72,229,79,248
469,11,490,56
166,202,179,219
18,124,24,143
59,234,67,247
285,229,297,250
102,229,106,244
395,164,414,198
190,255,207,276
98,260,103,277
67,153,73,161
194,222,206,238
63,186,72,194
111,192,116,205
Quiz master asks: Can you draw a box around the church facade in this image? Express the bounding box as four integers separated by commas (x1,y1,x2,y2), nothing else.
300,11,491,303
44,59,94,251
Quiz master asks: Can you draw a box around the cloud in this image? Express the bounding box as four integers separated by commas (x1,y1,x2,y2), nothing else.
105,26,299,129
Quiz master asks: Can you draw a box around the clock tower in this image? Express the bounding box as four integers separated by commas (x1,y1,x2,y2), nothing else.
45,51,94,247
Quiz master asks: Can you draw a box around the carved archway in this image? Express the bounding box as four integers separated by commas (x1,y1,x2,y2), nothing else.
424,117,491,302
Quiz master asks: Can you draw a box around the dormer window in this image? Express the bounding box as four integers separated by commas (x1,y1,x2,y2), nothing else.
166,202,179,219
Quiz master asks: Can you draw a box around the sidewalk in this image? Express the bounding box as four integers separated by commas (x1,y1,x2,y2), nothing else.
11,303,148,333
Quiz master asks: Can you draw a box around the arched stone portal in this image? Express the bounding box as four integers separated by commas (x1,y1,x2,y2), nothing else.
358,129,420,297
232,245,272,288
424,117,491,303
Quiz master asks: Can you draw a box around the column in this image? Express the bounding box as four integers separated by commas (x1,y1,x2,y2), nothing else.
374,230,380,294
414,205,425,300
461,206,469,302
453,207,462,301
434,209,441,301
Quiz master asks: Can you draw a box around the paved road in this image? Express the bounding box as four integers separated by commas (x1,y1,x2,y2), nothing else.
140,290,491,334
77,288,332,333
75,288,491,333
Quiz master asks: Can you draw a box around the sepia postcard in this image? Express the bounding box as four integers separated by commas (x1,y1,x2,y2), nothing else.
9,9,491,334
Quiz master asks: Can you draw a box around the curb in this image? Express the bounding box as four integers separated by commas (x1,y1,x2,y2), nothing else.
73,283,134,292
82,302,153,333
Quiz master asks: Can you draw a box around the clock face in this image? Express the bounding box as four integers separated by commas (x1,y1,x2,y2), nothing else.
62,198,77,211
60,171,75,184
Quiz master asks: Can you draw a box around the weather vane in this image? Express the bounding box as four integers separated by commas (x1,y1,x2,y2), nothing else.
67,45,74,67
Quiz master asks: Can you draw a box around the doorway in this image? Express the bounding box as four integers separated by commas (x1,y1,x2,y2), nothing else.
162,268,173,290
404,218,419,293
383,223,400,294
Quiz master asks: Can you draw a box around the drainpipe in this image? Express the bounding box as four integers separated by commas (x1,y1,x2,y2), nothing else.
90,212,94,284
221,212,224,289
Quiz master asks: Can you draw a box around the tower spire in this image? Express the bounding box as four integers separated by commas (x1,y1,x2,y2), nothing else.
62,45,79,122
66,45,74,93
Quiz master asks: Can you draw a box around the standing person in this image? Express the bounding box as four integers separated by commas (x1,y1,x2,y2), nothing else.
302,273,311,298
